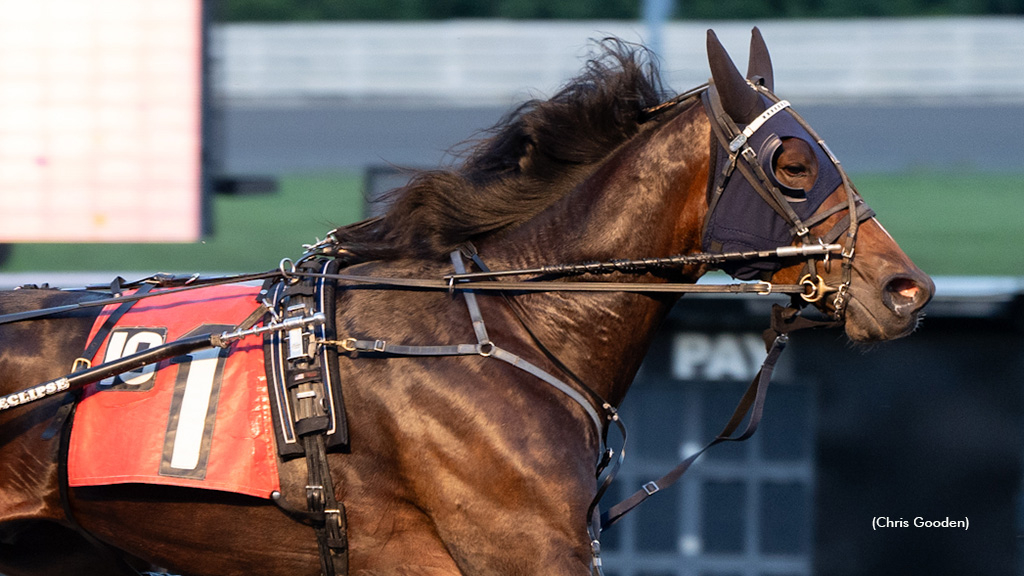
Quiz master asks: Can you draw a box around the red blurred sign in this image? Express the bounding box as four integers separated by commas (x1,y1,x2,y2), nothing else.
0,0,203,242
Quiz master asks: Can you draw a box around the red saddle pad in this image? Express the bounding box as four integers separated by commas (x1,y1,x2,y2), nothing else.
67,284,280,498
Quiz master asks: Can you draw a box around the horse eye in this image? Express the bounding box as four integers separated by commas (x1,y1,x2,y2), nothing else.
782,164,807,177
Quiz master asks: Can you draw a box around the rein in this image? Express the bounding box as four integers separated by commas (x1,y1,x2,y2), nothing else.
0,244,833,328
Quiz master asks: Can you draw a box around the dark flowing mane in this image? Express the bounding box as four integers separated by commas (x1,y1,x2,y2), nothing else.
329,38,670,264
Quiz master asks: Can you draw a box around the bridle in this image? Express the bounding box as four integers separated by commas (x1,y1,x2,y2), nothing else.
699,79,875,319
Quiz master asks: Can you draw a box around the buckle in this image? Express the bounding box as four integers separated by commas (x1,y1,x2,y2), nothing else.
799,274,837,303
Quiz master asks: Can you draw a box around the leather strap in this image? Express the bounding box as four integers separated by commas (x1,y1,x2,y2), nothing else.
336,251,611,452
601,332,787,530
302,434,348,576
55,281,153,576
42,282,156,440
0,272,279,327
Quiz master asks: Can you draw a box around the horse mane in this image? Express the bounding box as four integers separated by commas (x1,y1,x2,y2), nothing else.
329,38,670,264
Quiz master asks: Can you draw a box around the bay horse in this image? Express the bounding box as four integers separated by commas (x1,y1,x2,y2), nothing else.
0,29,932,576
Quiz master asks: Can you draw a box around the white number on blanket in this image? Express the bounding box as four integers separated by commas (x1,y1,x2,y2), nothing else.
97,328,168,391
160,324,233,479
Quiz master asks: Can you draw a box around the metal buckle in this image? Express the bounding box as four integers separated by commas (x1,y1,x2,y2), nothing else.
832,283,851,320
324,508,344,529
71,357,91,372
642,481,660,495
306,484,325,505
799,274,836,303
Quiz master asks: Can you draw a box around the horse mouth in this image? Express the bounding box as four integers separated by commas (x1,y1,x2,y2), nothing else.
842,275,933,343
843,298,921,343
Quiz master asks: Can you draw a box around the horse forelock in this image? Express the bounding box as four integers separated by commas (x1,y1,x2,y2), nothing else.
332,38,672,263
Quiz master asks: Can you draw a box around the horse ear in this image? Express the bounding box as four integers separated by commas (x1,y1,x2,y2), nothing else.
707,29,762,124
747,27,774,92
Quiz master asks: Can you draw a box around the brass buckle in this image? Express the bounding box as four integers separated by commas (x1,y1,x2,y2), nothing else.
71,357,91,373
799,274,836,303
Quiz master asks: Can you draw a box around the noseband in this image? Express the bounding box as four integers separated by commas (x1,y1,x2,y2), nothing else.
700,81,876,319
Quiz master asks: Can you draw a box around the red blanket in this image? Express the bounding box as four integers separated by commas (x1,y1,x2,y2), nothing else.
67,285,280,498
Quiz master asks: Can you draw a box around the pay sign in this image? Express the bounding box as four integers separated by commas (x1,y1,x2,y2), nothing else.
671,332,776,382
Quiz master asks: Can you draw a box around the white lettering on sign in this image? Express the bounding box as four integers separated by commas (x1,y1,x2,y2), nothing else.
671,333,766,381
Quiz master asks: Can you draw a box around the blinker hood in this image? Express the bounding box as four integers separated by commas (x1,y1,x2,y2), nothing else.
703,94,844,280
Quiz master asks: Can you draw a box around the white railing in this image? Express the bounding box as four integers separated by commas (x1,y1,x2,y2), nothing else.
209,17,1024,105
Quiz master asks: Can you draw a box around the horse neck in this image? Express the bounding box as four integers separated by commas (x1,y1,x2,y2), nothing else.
485,105,711,406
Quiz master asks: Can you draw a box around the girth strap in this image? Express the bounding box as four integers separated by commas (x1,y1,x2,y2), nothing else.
303,434,349,576
53,283,159,576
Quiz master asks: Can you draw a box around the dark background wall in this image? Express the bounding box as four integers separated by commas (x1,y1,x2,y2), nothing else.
599,293,1024,575
807,310,1024,575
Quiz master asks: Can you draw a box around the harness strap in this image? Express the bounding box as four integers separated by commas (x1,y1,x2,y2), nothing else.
303,434,349,576
728,99,791,152
818,202,875,246
301,271,802,295
599,304,840,534
264,259,349,455
449,251,494,348
0,271,279,327
263,257,349,576
52,282,160,576
41,283,157,441
338,251,609,445
456,246,629,546
601,331,787,530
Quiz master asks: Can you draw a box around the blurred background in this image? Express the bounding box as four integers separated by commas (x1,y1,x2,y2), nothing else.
0,1,1022,575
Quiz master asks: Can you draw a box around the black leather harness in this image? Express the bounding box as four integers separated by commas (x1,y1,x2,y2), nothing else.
261,257,350,576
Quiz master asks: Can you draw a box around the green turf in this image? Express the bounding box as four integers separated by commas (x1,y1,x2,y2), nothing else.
1,173,367,273
1,171,1020,277
851,172,1024,277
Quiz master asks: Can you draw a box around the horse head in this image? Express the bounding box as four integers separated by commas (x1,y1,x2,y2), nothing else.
704,28,934,343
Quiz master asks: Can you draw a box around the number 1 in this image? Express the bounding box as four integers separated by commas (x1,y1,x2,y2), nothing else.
160,324,231,479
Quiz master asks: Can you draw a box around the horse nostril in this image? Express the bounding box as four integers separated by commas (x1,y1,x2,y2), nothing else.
884,276,931,316
891,278,920,300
